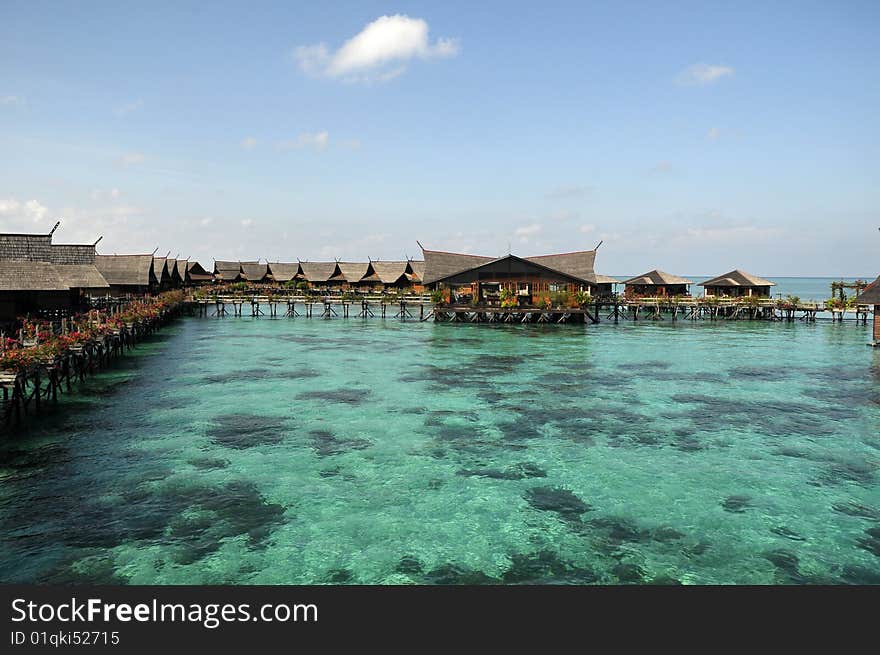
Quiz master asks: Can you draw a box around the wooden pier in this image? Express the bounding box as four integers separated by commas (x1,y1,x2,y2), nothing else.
1,304,181,429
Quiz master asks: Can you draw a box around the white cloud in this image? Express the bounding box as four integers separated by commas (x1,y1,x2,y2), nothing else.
241,136,258,150
115,99,143,116
0,95,24,106
676,63,734,86
650,160,672,174
277,131,329,152
579,224,596,234
707,127,721,140
200,217,214,226
241,219,254,228
294,14,459,82
514,223,542,243
0,197,49,223
118,152,145,167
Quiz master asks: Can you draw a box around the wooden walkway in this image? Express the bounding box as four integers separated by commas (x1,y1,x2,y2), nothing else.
1,305,181,430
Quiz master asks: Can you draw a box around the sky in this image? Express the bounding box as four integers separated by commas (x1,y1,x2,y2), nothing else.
1,0,878,275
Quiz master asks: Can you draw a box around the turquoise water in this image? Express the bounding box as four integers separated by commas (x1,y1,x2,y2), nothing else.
1,312,879,585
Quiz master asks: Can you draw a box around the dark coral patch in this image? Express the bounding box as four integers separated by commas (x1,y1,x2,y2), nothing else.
524,487,592,520
423,563,499,585
502,550,597,584
296,389,371,404
207,414,286,449
309,430,371,457
722,495,753,513
457,462,546,480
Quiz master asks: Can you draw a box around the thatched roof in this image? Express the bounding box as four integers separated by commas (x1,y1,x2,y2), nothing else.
623,270,692,286
299,262,340,283
267,262,299,282
175,259,188,280
370,261,410,285
0,261,68,291
855,276,880,305
409,260,425,282
699,270,775,287
186,261,213,282
240,261,269,281
421,246,599,285
525,251,597,284
165,258,181,282
50,244,97,265
421,249,496,285
153,257,171,283
0,233,53,261
337,262,371,283
55,264,109,289
595,274,622,284
214,260,243,281
95,254,155,286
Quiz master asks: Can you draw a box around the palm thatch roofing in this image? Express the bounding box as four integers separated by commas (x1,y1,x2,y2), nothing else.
214,260,243,281
337,262,371,283
50,244,97,265
409,260,425,282
186,261,214,282
623,270,693,286
166,258,182,282
855,275,880,305
0,261,69,291
55,264,110,289
595,274,622,284
95,254,156,286
699,270,775,288
298,262,340,283
0,233,53,262
420,247,598,285
153,257,171,283
240,261,269,281
175,259,188,280
267,262,299,282
369,261,411,285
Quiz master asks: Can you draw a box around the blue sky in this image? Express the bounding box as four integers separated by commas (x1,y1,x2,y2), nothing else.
1,1,878,275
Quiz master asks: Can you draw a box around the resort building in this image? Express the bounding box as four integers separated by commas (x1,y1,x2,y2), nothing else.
166,257,182,287
298,262,343,291
214,260,244,282
420,246,602,305
337,262,372,289
95,254,158,295
184,261,213,285
240,261,270,283
267,262,299,284
367,261,415,290
1,230,110,322
855,276,880,343
153,257,173,289
623,270,692,298
699,270,776,298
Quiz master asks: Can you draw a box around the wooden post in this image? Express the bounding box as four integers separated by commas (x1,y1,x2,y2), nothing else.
874,305,880,342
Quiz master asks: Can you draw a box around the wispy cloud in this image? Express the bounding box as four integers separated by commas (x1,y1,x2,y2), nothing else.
676,63,734,86
546,185,591,199
294,14,459,82
91,188,122,200
118,152,146,167
115,99,144,116
277,131,329,152
707,127,721,141
240,136,258,150
579,224,596,234
240,219,255,228
0,95,24,106
514,223,542,243
0,197,49,223
650,160,672,174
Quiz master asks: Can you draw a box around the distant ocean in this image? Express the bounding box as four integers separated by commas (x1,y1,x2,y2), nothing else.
611,276,874,302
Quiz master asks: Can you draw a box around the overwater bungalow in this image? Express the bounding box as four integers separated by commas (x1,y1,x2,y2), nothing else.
368,261,413,291
409,260,426,286
595,274,622,298
241,261,270,283
214,260,244,282
185,261,214,285
855,276,880,343
165,258,182,287
337,262,372,290
699,270,776,298
298,262,343,291
1,231,110,322
94,254,157,296
623,270,692,298
153,257,173,289
420,246,601,305
267,262,300,284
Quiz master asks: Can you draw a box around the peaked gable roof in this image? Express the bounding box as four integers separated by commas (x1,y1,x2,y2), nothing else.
337,262,371,283
369,261,410,284
699,270,775,287
421,246,598,285
409,260,425,282
421,249,496,285
298,262,340,282
855,275,880,305
240,261,269,281
267,262,300,282
95,254,156,286
524,250,597,284
623,269,693,286
214,260,243,280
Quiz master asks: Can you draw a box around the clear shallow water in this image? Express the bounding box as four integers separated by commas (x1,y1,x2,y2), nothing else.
1,314,879,585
